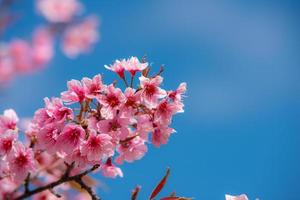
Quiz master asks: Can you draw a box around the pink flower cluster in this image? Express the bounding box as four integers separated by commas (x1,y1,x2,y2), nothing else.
0,27,54,84
0,57,186,199
0,0,99,85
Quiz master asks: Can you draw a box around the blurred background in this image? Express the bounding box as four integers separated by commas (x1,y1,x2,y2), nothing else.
1,0,300,199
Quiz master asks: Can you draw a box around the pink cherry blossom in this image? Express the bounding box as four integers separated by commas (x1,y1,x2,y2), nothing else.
97,84,125,113
9,39,32,73
115,136,147,164
33,190,64,200
36,0,82,23
101,158,123,178
82,74,104,99
139,75,166,107
7,142,36,182
56,124,85,154
61,79,85,104
152,124,175,147
62,16,99,58
36,124,60,153
0,109,19,134
104,59,127,79
125,56,148,77
32,27,54,66
225,194,249,200
0,130,17,156
81,131,114,161
97,113,130,140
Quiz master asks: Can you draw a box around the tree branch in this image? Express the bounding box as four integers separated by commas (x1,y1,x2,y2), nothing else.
14,164,100,200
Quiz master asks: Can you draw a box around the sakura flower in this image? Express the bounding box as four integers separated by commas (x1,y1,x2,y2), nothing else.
36,0,82,23
136,114,153,140
8,142,36,182
139,75,166,107
115,136,147,164
32,27,54,66
155,99,182,124
225,194,249,200
97,113,130,141
33,97,73,127
82,74,104,99
168,82,187,102
36,124,60,153
97,84,125,114
9,39,32,73
0,178,18,200
101,158,123,178
0,54,14,84
81,131,114,162
61,79,85,104
123,87,141,113
104,59,127,79
152,124,175,147
0,130,17,156
0,109,19,134
56,124,85,154
65,147,88,168
62,16,99,58
125,56,148,77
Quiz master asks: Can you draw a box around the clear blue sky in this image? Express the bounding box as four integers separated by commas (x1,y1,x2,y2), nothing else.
1,0,300,199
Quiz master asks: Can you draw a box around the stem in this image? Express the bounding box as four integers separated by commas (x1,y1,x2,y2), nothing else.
14,164,100,200
75,178,100,200
130,75,134,88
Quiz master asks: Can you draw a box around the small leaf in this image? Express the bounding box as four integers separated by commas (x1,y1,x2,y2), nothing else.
142,67,150,77
131,185,141,200
149,168,170,200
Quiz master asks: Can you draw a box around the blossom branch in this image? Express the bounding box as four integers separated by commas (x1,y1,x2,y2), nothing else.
14,164,100,200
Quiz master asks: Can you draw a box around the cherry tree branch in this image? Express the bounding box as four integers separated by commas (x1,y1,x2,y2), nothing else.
14,164,101,200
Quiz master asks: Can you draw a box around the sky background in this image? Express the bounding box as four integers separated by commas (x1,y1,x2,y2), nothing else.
1,0,300,199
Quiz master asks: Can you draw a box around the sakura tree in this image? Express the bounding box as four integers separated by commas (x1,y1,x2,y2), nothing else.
0,0,99,86
0,57,188,199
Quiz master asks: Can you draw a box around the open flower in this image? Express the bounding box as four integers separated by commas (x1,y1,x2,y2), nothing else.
61,79,85,104
0,109,19,134
56,124,85,154
81,131,114,162
101,158,123,178
139,75,166,107
36,0,82,23
124,56,148,77
8,142,36,183
82,74,104,99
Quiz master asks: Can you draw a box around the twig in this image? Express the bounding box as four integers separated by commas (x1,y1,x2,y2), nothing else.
75,178,100,200
14,164,100,200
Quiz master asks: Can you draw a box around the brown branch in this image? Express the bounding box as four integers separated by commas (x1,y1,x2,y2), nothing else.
14,164,100,200
75,178,100,200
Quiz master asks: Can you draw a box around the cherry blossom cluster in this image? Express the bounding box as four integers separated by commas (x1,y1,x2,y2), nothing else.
0,57,186,199
0,0,99,85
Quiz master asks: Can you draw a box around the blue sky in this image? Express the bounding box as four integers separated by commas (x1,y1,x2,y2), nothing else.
1,0,300,199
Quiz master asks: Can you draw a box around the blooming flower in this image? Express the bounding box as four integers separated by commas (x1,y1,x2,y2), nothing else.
0,130,17,156
7,142,36,182
81,131,114,161
36,0,82,23
115,136,147,164
124,56,148,77
152,124,175,147
56,124,85,154
32,27,54,67
101,158,123,178
104,59,127,79
62,16,99,58
139,75,166,107
82,74,104,99
0,109,19,134
61,79,85,104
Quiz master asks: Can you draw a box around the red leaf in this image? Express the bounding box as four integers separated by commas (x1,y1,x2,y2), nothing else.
149,168,170,200
131,185,141,200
